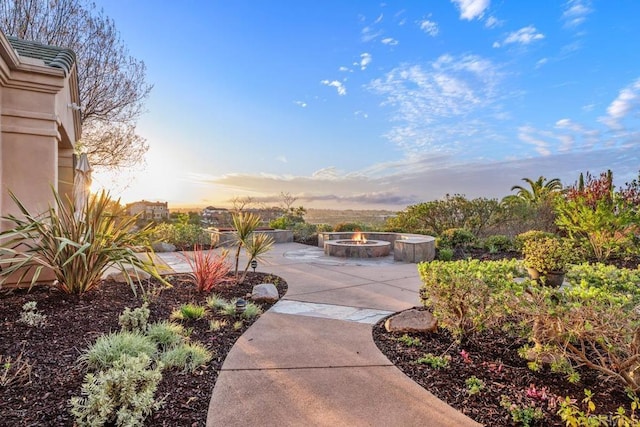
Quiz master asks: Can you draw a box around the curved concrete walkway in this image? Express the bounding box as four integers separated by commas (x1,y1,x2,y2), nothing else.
159,243,479,427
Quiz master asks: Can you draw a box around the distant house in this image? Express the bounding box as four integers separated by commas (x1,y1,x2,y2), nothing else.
0,31,81,224
202,206,229,226
127,200,169,221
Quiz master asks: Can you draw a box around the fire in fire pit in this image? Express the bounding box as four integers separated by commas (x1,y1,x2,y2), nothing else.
324,232,391,258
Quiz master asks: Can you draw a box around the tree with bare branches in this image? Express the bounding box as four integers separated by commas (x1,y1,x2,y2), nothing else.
1,0,152,169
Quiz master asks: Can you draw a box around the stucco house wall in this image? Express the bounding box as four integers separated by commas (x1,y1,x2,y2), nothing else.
0,31,81,227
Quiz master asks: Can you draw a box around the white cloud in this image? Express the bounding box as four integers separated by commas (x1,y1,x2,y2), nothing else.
276,155,287,163
494,25,544,48
368,54,502,153
535,58,548,68
484,15,503,28
451,0,490,21
600,78,640,130
518,126,551,156
419,19,439,36
294,101,307,108
354,111,369,119
361,26,383,42
562,0,592,28
339,66,351,72
321,79,347,96
381,37,398,46
359,53,372,70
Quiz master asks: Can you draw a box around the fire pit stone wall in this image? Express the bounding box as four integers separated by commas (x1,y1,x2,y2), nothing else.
317,232,435,263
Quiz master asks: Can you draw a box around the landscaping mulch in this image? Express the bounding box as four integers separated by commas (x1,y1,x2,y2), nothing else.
372,318,633,426
0,272,287,427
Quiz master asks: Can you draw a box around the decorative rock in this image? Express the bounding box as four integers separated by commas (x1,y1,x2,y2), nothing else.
384,309,437,333
105,268,151,283
251,283,279,302
152,242,176,252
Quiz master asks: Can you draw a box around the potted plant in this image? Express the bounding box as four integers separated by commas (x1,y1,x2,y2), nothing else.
522,236,577,286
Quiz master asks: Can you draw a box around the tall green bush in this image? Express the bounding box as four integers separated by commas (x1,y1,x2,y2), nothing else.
418,259,523,341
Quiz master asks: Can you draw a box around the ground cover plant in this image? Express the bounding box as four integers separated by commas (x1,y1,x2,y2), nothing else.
0,273,287,426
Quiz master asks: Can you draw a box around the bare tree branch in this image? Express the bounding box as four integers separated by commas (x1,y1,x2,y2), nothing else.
1,0,152,170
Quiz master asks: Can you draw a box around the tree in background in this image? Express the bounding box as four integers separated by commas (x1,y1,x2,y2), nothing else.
500,176,563,234
1,0,152,170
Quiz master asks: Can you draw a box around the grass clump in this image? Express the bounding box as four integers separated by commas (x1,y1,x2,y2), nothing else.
80,331,157,371
170,303,208,320
146,321,185,351
160,343,213,373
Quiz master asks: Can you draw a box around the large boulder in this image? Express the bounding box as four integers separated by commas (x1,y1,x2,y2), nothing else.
152,242,176,252
105,268,151,283
384,309,437,333
251,283,279,302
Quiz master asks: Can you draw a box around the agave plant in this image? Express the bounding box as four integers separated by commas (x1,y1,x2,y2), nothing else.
0,189,168,295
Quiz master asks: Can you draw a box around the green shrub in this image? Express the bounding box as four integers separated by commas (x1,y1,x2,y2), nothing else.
315,224,333,233
565,263,640,305
438,228,476,249
334,222,365,232
160,343,212,373
80,331,157,371
522,236,579,274
19,301,46,327
514,230,556,251
437,248,454,261
269,216,289,230
149,222,209,249
292,222,317,241
146,321,185,351
482,235,513,252
418,259,524,341
70,353,162,427
118,304,150,333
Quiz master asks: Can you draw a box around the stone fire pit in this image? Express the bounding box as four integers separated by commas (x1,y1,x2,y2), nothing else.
324,239,391,258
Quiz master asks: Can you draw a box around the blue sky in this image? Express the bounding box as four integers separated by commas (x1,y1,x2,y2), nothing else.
91,0,640,209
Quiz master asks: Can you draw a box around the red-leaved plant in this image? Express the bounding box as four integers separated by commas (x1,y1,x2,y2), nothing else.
184,246,232,291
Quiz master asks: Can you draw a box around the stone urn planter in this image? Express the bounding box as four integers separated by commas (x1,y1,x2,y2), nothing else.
525,267,565,287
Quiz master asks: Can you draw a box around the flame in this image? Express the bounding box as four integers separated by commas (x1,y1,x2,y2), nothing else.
352,232,367,243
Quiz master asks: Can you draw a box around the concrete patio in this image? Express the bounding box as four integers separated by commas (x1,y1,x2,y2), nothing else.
154,242,479,427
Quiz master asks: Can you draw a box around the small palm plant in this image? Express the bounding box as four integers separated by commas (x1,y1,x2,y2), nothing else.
0,189,167,295
238,232,274,284
231,211,261,280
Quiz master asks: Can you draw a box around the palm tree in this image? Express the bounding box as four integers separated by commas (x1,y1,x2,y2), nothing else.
506,176,563,205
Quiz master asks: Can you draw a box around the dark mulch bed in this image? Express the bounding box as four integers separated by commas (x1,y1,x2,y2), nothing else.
0,273,287,427
373,319,633,426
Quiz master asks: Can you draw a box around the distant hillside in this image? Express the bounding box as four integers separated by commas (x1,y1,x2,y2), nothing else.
305,209,397,227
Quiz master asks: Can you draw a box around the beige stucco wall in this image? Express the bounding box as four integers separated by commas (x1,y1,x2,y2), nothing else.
0,32,80,226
